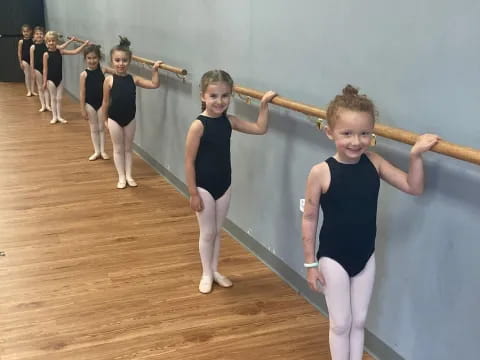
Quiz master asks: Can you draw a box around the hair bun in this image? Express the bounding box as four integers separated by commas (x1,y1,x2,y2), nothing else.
342,84,359,96
118,36,131,49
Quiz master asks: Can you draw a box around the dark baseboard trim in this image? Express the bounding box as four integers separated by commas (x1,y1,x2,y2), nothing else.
133,144,404,360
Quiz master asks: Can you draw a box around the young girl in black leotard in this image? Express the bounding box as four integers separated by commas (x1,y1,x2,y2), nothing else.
301,85,439,360
101,36,162,189
185,70,277,294
80,44,114,161
17,24,35,96
30,26,50,112
43,31,89,124
30,27,75,113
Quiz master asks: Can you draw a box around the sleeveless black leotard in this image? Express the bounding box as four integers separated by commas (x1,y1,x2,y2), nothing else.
33,43,47,73
108,74,136,127
317,154,380,277
47,49,62,86
85,67,105,111
194,114,232,200
21,38,33,63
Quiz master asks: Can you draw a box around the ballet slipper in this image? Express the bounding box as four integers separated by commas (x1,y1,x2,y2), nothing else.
126,178,137,187
88,153,100,161
213,272,233,287
199,275,213,294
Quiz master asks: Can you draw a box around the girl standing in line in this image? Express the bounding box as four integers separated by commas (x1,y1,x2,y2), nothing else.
17,24,36,96
302,85,439,360
80,44,114,160
30,26,50,112
101,37,162,188
30,28,74,113
43,31,89,124
185,70,277,294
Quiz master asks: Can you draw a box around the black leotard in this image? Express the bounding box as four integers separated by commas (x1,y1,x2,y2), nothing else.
317,154,380,277
33,43,47,73
194,114,232,200
108,74,136,127
21,38,33,63
85,67,105,111
47,49,62,86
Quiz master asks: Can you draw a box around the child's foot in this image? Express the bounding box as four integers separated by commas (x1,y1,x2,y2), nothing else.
100,152,110,160
46,106,52,112
116,180,127,189
32,92,38,96
49,118,58,124
57,118,67,124
26,92,32,97
39,107,47,112
126,178,137,187
199,275,213,294
89,153,100,161
213,272,233,288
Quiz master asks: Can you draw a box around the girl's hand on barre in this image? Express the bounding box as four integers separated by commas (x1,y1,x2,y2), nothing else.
152,61,163,71
261,90,277,105
411,133,441,156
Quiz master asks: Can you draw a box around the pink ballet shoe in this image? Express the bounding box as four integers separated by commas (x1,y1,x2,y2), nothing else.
88,153,100,161
126,178,137,187
199,275,213,294
116,180,127,189
213,272,233,288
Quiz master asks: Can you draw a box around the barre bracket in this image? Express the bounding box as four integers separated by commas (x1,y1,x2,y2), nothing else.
308,116,325,131
175,73,187,81
236,92,252,104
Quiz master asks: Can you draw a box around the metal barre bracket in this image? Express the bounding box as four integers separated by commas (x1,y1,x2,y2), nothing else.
308,116,325,130
235,92,252,104
175,73,187,81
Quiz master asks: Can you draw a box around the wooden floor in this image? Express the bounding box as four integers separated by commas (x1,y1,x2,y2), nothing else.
0,83,374,360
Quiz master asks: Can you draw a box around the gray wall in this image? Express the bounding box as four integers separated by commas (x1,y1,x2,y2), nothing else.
44,1,480,359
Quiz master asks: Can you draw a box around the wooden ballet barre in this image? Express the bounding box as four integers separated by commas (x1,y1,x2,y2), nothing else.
233,85,480,166
67,37,188,76
234,85,327,118
131,55,187,76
